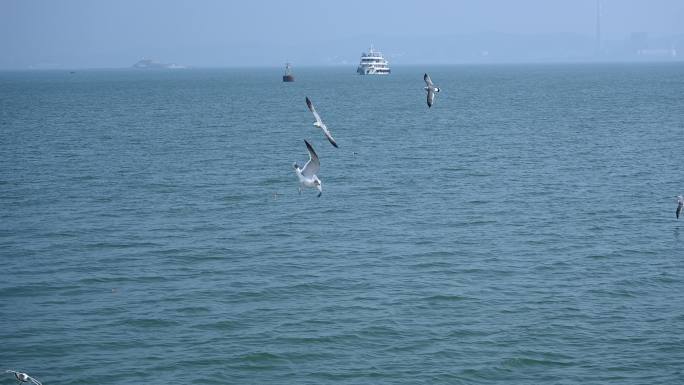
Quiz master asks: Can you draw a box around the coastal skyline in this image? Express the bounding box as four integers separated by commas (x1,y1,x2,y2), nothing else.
1,0,683,69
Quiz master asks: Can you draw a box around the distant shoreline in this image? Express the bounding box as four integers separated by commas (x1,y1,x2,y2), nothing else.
1,60,683,72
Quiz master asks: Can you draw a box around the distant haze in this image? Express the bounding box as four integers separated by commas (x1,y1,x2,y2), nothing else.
1,0,683,69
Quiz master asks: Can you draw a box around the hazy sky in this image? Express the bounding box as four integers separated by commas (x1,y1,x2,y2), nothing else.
1,0,683,68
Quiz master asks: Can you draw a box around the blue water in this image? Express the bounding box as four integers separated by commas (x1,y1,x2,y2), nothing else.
1,64,684,384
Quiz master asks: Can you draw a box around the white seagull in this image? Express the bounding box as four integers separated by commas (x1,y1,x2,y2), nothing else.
676,195,683,219
423,73,440,108
6,370,42,385
305,96,338,148
293,140,323,197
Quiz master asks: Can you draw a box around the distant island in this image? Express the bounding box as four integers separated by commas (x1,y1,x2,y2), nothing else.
132,58,186,69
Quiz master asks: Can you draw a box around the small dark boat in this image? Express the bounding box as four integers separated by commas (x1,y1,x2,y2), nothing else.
283,62,294,82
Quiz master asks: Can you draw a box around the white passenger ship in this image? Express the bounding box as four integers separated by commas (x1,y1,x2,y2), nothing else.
356,45,390,75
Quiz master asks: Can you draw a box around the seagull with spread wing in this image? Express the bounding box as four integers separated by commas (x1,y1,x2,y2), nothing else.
6,370,42,385
305,96,338,148
293,140,323,197
423,73,440,108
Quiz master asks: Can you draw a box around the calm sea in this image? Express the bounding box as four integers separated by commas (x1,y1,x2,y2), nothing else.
1,64,684,384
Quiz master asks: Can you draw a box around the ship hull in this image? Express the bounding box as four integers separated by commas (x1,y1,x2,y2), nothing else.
357,67,391,75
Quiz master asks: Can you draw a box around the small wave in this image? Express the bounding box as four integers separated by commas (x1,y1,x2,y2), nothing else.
220,193,249,202
423,294,470,302
119,318,180,328
174,306,211,314
234,351,285,364
501,356,573,368
194,319,239,331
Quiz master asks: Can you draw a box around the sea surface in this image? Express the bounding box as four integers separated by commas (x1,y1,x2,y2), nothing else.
1,64,684,384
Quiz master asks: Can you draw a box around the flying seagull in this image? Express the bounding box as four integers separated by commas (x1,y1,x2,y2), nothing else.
305,96,338,148
293,140,323,197
6,370,42,385
423,73,441,108
676,195,683,219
